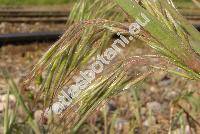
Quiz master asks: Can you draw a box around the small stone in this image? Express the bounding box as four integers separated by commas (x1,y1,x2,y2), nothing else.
143,116,156,127
141,107,146,115
165,91,178,100
0,102,6,112
107,100,117,112
147,101,162,113
1,94,16,104
115,118,129,133
149,86,158,93
34,110,43,123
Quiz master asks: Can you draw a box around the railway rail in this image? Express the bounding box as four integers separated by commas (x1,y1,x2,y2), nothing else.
0,10,69,23
0,10,69,17
0,31,64,45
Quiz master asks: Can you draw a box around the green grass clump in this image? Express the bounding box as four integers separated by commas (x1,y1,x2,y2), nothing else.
27,1,200,131
1,69,40,134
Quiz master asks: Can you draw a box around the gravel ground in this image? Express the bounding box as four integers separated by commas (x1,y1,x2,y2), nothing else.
0,41,200,133
0,22,67,34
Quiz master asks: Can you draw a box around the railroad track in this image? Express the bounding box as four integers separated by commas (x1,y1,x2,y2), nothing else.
0,9,199,45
